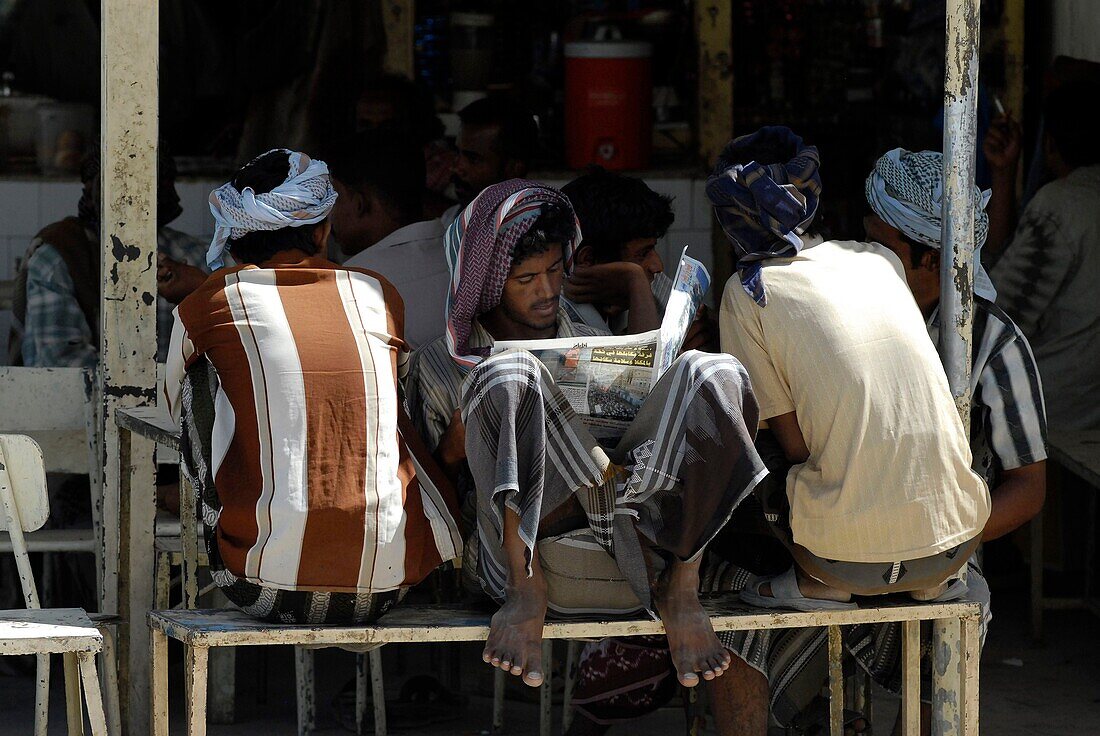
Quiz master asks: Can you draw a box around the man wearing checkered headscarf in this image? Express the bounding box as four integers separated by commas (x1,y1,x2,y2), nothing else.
865,148,997,300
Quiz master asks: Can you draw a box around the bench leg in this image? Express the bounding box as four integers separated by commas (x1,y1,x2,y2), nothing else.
492,667,505,732
152,628,169,736
207,648,236,724
561,640,581,734
540,640,553,736
931,618,963,736
184,645,209,736
355,653,368,736
155,553,171,611
96,624,121,736
295,647,315,736
33,653,50,736
370,648,387,736
962,615,980,736
827,626,843,736
65,651,85,736
180,473,200,611
77,651,109,736
1030,508,1044,640
901,620,920,736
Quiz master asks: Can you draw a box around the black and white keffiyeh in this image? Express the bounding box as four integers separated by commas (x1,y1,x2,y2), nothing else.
206,149,337,269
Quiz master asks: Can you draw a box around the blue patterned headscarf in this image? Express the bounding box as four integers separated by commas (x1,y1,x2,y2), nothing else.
706,127,822,306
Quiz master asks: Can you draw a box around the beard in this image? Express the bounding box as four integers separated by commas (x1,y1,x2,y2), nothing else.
451,174,476,206
501,297,558,332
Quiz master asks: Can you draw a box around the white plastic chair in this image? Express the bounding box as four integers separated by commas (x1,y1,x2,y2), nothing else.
0,434,118,736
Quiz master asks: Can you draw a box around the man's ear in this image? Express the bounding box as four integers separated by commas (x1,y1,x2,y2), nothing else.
574,244,596,267
313,219,332,254
920,248,940,273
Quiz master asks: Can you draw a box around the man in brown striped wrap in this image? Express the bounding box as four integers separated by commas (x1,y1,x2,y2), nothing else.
162,149,462,624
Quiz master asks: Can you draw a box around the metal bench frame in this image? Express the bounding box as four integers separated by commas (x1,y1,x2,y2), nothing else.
150,598,981,736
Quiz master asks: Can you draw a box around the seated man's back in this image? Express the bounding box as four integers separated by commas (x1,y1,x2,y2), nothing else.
164,149,460,624
721,237,989,563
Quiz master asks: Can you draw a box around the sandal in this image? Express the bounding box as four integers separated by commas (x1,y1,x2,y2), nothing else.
740,567,858,612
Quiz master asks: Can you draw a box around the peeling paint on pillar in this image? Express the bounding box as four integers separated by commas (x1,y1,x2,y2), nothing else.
99,0,161,731
939,0,981,434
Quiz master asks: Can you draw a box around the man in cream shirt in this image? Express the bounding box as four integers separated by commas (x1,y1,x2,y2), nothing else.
330,129,450,348
709,127,990,611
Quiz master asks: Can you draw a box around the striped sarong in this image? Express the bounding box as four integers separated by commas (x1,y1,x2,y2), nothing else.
461,348,768,615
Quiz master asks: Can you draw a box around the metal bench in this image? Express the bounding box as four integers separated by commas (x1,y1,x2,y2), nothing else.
150,597,981,736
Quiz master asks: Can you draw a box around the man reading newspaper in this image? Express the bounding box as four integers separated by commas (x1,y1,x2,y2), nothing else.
406,179,767,695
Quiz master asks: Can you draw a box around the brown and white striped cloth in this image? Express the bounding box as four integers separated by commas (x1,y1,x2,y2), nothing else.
163,254,462,609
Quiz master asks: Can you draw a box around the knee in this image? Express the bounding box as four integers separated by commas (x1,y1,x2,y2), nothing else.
466,350,545,396
463,350,547,415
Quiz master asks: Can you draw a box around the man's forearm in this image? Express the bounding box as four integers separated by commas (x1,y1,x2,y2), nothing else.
625,274,661,334
982,461,1046,541
984,167,1018,257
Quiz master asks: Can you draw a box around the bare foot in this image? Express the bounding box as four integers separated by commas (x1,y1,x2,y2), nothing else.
655,559,732,687
482,580,548,687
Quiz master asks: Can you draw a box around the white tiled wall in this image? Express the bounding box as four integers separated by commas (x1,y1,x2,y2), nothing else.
0,174,721,347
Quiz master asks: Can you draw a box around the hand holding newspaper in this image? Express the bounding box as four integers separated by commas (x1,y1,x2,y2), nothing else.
492,248,711,439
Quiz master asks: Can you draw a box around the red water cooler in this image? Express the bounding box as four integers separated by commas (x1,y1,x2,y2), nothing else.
564,38,653,171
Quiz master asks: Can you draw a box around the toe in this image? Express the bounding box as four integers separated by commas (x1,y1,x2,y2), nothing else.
482,648,493,664
523,649,544,688
677,671,700,688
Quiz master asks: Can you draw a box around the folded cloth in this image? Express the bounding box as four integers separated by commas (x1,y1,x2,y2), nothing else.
706,126,822,306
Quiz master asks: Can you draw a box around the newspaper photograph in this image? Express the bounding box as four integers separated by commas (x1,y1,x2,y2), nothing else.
492,248,710,439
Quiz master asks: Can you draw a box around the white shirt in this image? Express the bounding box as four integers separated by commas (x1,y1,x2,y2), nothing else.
720,237,989,563
345,219,449,349
439,204,462,228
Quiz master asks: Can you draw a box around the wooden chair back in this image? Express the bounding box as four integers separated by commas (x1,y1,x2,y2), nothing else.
0,434,49,607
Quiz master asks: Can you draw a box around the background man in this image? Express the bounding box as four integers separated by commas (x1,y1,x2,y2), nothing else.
560,168,671,332
987,80,1100,432
562,168,718,350
162,148,461,624
442,96,540,224
329,129,449,348
10,145,207,366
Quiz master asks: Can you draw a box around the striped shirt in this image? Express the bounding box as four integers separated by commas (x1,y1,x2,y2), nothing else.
162,255,461,595
406,310,608,452
928,296,1047,482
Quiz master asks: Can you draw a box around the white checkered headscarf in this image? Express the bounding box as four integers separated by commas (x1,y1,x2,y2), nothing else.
206,149,337,269
865,148,996,300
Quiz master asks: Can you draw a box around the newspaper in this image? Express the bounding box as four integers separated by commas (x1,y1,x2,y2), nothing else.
491,248,711,439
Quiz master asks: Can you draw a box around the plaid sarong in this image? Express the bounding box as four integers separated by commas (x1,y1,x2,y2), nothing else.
462,349,768,614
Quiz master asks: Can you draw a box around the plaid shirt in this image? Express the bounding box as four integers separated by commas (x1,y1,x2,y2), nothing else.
20,225,207,367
